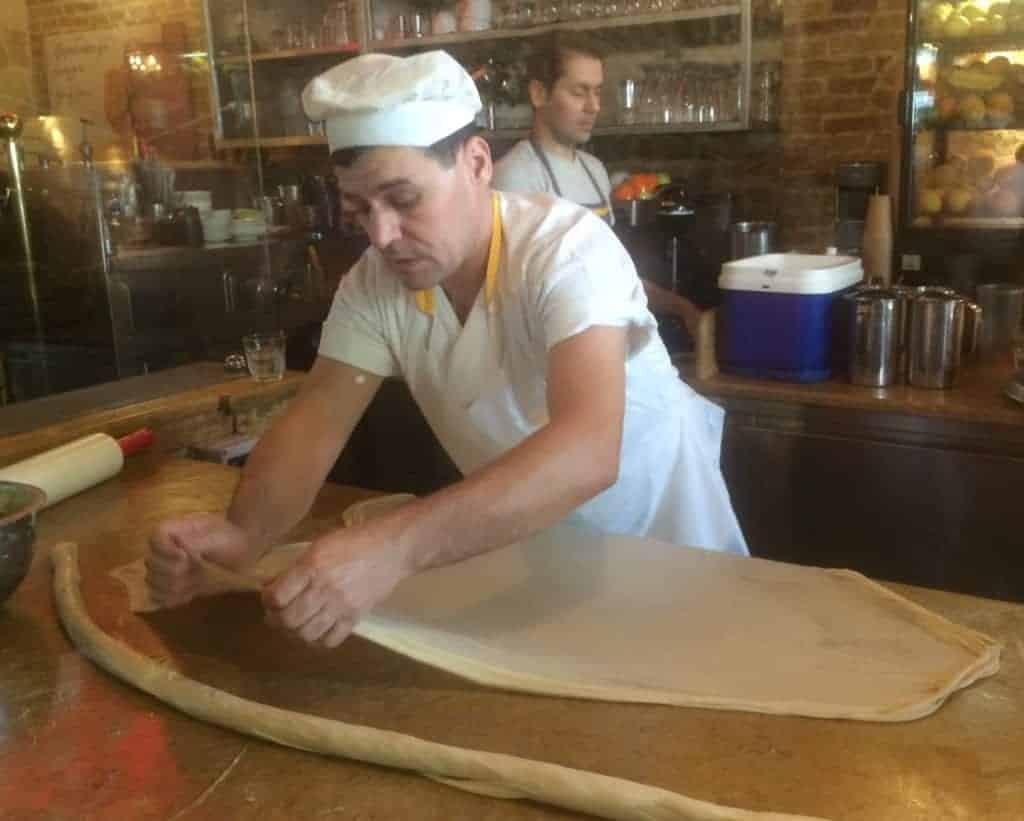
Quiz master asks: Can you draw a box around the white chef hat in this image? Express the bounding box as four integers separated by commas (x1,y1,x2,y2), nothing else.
302,51,482,153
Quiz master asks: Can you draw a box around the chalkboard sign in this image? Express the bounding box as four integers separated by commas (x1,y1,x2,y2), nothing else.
43,24,159,131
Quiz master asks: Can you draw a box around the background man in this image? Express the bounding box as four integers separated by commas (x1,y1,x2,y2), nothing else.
493,34,701,339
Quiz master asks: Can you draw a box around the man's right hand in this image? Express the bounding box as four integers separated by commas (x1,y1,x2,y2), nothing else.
145,513,255,609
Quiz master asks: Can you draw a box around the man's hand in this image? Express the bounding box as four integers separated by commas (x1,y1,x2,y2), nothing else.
261,524,411,649
145,513,254,609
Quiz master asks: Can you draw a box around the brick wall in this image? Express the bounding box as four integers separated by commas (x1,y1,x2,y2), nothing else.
778,0,907,248
1,0,33,113
600,0,908,249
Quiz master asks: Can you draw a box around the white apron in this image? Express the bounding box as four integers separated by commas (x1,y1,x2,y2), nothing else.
406,194,747,555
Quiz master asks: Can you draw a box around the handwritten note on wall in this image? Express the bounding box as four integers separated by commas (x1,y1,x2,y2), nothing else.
44,24,159,130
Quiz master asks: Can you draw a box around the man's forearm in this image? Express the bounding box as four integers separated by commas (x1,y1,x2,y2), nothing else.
377,327,627,577
227,410,341,559
390,411,619,575
226,358,383,560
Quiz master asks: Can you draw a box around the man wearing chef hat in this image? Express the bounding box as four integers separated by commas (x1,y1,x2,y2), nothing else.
147,51,747,649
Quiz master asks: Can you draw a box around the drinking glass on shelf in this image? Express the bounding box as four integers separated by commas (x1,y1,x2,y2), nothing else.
617,77,638,124
603,0,621,17
285,21,305,49
406,10,429,36
720,66,740,122
494,1,509,27
564,0,587,17
540,0,562,23
670,67,695,124
519,0,535,22
322,2,351,44
637,65,659,124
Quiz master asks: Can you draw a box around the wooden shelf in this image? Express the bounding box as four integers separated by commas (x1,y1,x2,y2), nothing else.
215,135,328,150
911,215,1024,229
922,120,1024,132
922,33,1024,54
214,117,754,150
488,119,748,138
369,5,741,50
217,43,360,66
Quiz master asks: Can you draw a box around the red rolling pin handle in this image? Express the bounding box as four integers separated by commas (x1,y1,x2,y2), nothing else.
117,428,154,456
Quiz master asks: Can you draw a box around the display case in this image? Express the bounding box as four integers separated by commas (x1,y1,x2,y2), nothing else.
202,0,779,146
898,0,1024,285
203,0,362,149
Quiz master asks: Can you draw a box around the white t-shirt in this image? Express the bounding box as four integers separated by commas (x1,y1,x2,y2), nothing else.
493,139,614,225
319,192,746,554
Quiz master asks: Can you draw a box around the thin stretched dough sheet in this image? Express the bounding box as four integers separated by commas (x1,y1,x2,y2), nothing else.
113,497,1001,723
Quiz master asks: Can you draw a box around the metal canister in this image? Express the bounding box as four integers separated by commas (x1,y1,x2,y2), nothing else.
975,282,1024,357
908,292,967,389
846,288,905,386
728,221,776,260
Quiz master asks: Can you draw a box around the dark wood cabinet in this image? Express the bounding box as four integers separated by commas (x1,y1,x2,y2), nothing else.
718,400,1024,602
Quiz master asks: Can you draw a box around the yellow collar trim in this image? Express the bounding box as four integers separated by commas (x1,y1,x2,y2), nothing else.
414,192,502,315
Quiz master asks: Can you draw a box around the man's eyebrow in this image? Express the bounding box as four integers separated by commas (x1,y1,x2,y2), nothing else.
340,178,416,203
375,177,416,193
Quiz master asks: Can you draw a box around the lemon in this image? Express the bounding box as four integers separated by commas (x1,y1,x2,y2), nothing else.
944,14,972,35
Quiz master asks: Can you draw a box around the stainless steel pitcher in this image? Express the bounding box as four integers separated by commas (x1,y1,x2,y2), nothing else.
846,288,906,387
907,291,979,389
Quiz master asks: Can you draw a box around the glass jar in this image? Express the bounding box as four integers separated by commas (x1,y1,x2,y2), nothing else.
322,2,351,45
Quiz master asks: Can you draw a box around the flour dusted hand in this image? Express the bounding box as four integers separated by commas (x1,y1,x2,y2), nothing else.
146,513,254,609
263,523,411,649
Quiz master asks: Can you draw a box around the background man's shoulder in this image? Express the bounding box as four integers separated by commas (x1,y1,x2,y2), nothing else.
493,140,548,194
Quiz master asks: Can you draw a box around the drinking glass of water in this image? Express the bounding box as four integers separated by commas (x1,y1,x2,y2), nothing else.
242,331,287,381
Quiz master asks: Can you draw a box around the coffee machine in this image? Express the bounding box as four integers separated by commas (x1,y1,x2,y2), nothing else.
613,187,732,353
835,161,885,255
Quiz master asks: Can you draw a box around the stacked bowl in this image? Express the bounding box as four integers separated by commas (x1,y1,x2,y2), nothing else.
201,209,233,243
231,208,267,242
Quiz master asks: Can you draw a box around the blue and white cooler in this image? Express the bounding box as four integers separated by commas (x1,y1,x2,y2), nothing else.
717,253,864,383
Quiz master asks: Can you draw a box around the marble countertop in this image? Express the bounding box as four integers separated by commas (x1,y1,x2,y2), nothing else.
685,357,1024,430
1,455,1021,820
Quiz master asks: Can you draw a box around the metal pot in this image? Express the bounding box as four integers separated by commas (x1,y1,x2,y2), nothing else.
729,221,776,260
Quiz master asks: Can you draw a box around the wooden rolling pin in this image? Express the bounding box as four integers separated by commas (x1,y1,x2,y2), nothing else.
0,429,153,508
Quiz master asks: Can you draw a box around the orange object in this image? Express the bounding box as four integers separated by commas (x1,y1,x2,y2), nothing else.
613,181,638,202
631,173,660,196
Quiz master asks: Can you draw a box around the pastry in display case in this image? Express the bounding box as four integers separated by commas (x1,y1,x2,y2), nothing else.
898,0,1024,281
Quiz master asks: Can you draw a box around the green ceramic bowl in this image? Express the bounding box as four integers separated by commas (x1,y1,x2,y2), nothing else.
0,481,47,606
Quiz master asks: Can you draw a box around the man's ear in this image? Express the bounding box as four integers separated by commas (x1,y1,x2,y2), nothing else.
460,135,493,186
528,79,549,110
